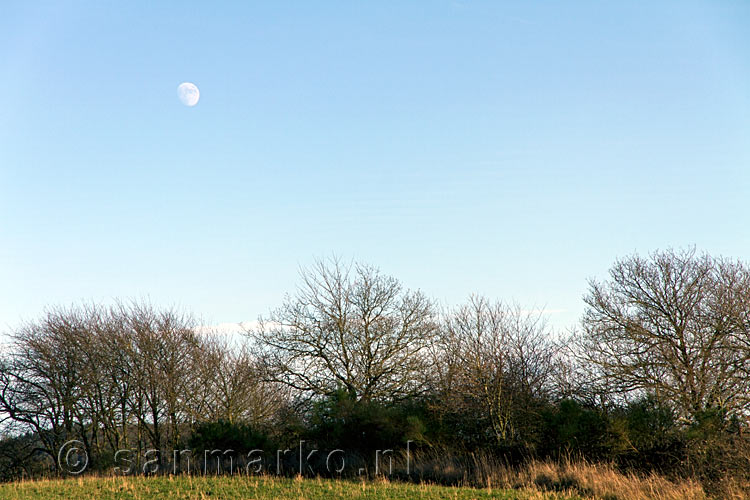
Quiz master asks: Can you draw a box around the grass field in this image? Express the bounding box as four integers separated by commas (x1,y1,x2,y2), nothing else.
0,459,720,500
0,475,575,500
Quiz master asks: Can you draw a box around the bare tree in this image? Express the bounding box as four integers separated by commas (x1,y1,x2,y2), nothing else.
0,300,281,474
250,258,438,402
435,296,556,444
0,306,90,468
578,248,750,423
122,301,199,469
193,335,287,427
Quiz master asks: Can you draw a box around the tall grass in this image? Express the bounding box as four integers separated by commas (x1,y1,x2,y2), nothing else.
3,454,749,499
401,450,721,499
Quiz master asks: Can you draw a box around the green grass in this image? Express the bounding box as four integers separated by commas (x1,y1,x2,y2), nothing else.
0,475,573,500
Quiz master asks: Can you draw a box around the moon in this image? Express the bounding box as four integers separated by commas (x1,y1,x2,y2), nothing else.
177,82,200,107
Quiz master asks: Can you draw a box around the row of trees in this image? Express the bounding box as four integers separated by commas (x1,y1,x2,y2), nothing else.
0,303,281,474
1,249,750,484
252,259,566,454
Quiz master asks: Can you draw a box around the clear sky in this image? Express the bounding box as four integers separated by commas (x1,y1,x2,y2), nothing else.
2,1,749,334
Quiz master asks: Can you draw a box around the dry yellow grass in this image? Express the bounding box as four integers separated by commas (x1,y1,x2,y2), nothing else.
406,453,724,499
479,460,708,500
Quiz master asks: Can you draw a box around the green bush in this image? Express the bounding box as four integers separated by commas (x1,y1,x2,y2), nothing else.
540,400,612,459
619,396,683,471
307,390,427,452
189,420,272,453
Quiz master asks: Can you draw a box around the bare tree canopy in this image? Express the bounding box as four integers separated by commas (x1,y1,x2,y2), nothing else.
0,305,90,467
250,258,438,402
435,296,557,444
579,248,750,422
5,252,750,483
194,334,287,427
0,301,281,470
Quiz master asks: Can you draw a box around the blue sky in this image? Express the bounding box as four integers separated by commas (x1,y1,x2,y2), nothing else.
2,1,749,333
